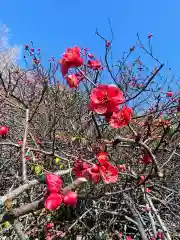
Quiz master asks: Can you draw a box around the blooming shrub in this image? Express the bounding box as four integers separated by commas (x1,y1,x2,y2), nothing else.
0,33,179,240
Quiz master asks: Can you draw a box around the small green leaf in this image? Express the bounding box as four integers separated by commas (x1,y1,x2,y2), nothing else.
119,159,124,164
25,151,31,156
55,157,60,164
31,165,34,171
39,174,46,183
34,165,42,175
3,221,9,229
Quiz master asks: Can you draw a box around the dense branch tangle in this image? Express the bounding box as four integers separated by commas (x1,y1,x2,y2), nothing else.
0,35,180,240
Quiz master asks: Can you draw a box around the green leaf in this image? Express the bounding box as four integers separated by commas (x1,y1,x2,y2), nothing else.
119,159,124,164
25,151,30,156
34,165,42,175
3,221,9,229
59,164,63,169
55,157,60,164
39,174,46,183
31,165,34,171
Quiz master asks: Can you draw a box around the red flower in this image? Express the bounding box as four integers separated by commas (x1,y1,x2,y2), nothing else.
90,164,99,173
72,160,100,183
105,40,111,48
65,73,84,88
96,152,109,164
44,193,63,210
59,46,83,76
140,154,152,164
63,191,77,206
118,164,127,172
97,154,119,184
88,60,102,70
45,223,54,229
73,153,119,184
0,126,9,136
99,162,118,184
166,91,172,97
46,174,62,194
148,33,153,39
72,160,90,178
24,44,29,50
157,232,164,240
126,236,133,240
109,106,133,128
137,175,145,184
87,165,100,183
17,140,22,145
118,232,123,238
36,139,41,145
145,187,151,193
89,84,124,114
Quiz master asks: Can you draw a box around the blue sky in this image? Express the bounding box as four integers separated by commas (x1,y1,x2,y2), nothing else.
0,0,180,77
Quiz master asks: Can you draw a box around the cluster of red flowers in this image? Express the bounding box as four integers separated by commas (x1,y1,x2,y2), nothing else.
58,46,84,88
58,46,133,128
89,84,133,128
59,46,83,77
58,46,103,88
72,152,118,184
44,174,77,211
24,42,41,65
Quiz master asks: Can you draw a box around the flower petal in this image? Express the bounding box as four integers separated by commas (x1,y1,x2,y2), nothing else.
46,174,62,193
44,193,63,210
99,162,119,184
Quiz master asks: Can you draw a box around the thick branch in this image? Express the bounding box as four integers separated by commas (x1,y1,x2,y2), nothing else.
146,195,172,240
0,169,71,205
123,193,148,240
13,219,28,240
21,109,29,182
0,178,87,224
